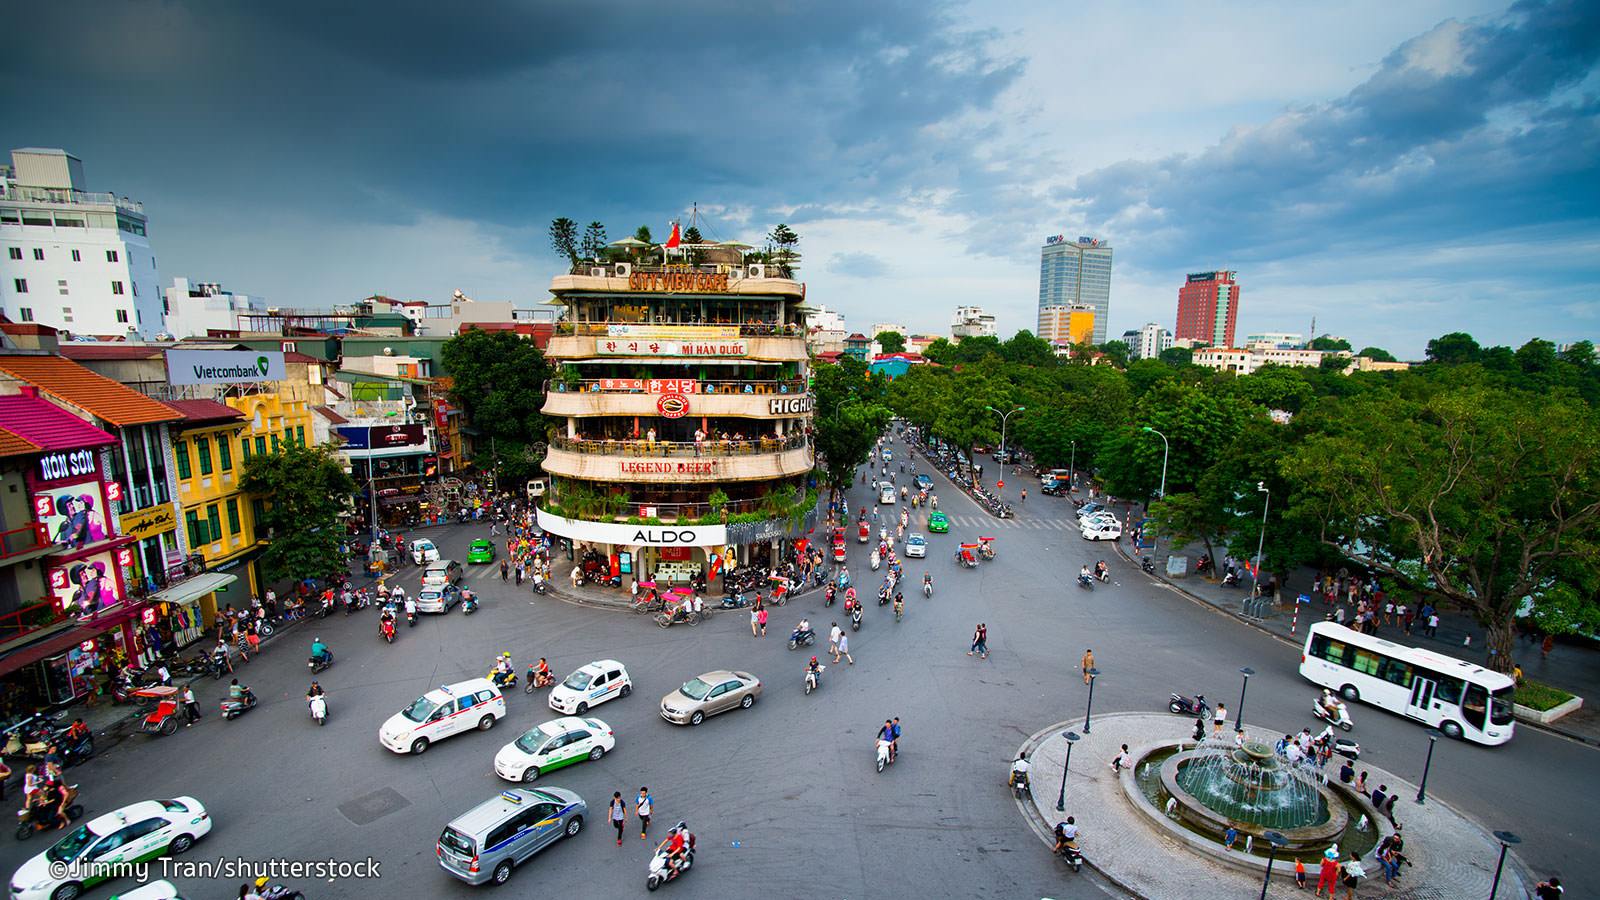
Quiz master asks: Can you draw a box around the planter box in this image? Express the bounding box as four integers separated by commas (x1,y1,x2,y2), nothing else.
1513,694,1583,724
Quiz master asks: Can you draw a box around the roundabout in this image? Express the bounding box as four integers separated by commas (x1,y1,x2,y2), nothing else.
1015,713,1530,900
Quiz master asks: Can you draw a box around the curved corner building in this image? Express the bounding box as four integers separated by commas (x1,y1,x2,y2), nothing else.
537,260,816,586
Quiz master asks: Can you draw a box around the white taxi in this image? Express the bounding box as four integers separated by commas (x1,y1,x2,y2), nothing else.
11,798,211,900
493,716,615,782
380,678,506,754
548,660,632,716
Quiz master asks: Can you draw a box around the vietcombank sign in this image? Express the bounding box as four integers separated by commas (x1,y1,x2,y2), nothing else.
165,349,287,386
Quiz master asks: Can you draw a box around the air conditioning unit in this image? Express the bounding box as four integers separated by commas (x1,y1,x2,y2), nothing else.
727,267,746,280
747,263,767,279
613,262,632,278
588,267,606,277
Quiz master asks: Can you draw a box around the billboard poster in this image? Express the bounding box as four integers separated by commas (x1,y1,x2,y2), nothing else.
47,549,123,619
32,482,110,550
335,426,370,449
368,424,427,448
165,350,286,386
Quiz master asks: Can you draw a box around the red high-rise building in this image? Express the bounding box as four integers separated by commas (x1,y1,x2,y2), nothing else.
1174,271,1239,348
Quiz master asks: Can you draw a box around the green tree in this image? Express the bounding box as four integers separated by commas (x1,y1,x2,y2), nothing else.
548,218,579,265
240,442,356,584
1356,346,1396,362
682,225,702,245
921,338,955,365
1286,387,1600,673
1309,336,1352,352
875,331,906,354
440,329,555,485
633,225,653,244
811,361,889,485
1097,340,1131,369
1159,346,1193,367
768,223,801,275
1148,491,1229,573
580,222,608,261
1425,332,1482,366
1001,330,1058,367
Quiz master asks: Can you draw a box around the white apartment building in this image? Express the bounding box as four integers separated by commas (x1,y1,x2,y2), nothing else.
164,278,270,338
1194,345,1350,375
870,322,907,339
1126,322,1174,359
1243,332,1304,350
951,305,997,340
0,149,162,337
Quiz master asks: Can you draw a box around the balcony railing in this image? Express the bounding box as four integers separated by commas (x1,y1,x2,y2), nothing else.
548,378,807,395
556,322,803,337
549,432,808,458
0,599,67,644
0,524,48,561
1,184,144,214
545,491,806,524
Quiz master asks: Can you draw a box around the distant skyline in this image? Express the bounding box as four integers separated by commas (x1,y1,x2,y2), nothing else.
2,0,1595,359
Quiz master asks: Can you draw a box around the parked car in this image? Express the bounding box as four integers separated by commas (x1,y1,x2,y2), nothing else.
493,716,614,783
660,670,761,725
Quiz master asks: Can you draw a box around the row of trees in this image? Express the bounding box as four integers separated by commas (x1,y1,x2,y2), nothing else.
547,218,803,275
873,330,1600,672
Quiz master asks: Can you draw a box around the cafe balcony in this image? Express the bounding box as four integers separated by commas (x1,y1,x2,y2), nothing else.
542,432,813,484
542,378,811,418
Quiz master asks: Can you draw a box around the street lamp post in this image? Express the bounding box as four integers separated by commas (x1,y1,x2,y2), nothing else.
1083,668,1100,733
1068,439,1076,490
1140,426,1169,500
1259,831,1288,900
1235,667,1255,732
1415,728,1444,804
1054,730,1081,812
985,406,1025,502
1252,482,1270,598
1489,830,1521,900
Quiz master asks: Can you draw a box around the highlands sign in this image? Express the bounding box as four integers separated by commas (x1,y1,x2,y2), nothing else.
166,350,286,385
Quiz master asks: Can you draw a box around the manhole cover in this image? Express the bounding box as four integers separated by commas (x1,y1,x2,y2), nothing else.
338,787,412,825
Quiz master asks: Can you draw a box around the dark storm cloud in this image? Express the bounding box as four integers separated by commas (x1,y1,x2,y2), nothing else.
1064,0,1600,267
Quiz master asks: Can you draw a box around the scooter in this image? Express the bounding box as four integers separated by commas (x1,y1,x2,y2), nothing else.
220,688,257,720
14,785,83,840
1010,768,1031,800
309,650,334,674
406,608,418,627
824,585,835,607
380,618,396,643
526,666,556,692
1168,692,1209,718
1055,833,1084,872
461,592,478,614
718,592,750,610
805,664,825,694
876,738,894,773
489,668,517,690
308,694,328,726
645,823,695,891
877,584,891,606
530,577,549,595
870,550,881,571
1141,556,1157,575
922,580,932,598
1077,574,1094,591
850,607,863,631
787,628,816,650
1313,697,1354,731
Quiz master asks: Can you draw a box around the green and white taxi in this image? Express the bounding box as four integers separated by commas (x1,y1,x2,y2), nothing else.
493,716,615,782
11,798,211,900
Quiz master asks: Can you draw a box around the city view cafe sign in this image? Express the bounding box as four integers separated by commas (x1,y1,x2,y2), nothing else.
536,508,727,547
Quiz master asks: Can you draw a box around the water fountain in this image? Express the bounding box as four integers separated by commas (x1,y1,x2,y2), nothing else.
1157,739,1349,852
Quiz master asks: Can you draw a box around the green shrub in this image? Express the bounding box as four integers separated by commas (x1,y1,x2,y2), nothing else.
1514,680,1574,711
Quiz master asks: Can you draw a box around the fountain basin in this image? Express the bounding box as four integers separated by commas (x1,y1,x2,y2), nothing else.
1157,740,1347,852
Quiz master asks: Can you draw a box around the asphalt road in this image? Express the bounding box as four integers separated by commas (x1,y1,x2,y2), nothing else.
1,432,1587,900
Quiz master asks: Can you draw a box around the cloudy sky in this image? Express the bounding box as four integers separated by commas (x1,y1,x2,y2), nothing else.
4,0,1596,359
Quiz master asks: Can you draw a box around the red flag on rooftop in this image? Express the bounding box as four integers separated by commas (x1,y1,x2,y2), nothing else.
664,222,681,249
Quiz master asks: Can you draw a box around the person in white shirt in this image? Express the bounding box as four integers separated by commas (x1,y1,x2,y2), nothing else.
1009,753,1032,787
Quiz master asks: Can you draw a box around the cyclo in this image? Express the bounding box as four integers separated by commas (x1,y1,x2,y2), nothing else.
977,537,995,561
955,544,979,568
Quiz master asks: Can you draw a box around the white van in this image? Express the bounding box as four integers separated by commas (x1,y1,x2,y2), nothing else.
1081,520,1122,542
379,678,507,754
879,484,897,505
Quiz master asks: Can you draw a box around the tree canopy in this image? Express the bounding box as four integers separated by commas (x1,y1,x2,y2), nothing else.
440,328,555,485
240,441,356,584
875,331,906,354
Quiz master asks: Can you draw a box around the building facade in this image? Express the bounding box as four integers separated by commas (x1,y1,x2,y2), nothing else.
1175,271,1240,349
1038,235,1113,344
1037,304,1096,347
538,260,816,586
1123,322,1174,360
950,306,997,340
163,278,270,339
0,149,162,338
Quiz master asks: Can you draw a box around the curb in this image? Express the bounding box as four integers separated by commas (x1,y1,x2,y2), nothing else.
1014,722,1145,900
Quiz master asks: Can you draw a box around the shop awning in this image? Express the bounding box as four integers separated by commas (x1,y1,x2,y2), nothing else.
149,572,237,607
0,626,101,678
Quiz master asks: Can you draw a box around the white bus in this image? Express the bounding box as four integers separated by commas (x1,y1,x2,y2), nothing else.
1299,622,1515,745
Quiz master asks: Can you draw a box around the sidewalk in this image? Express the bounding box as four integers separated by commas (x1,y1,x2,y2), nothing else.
1082,491,1600,746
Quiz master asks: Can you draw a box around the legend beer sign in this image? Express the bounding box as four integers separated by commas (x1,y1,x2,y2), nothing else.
619,460,719,475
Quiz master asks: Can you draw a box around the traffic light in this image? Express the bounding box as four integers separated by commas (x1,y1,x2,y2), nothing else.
422,456,438,477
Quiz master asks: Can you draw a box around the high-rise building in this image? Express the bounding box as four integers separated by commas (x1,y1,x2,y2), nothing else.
1175,271,1240,349
1037,304,1095,346
1124,322,1174,360
951,306,996,340
1038,235,1113,344
0,149,162,337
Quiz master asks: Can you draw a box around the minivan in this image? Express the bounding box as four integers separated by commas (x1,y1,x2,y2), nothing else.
437,787,587,886
380,678,506,754
423,559,463,587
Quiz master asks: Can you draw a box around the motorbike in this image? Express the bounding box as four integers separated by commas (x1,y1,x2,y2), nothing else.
308,694,328,726
851,607,863,631
489,668,517,690
1221,570,1242,588
309,650,334,674
380,618,396,643
870,550,881,571
0,715,62,760
824,585,835,607
1313,697,1354,731
250,879,306,899
1010,767,1031,800
877,584,891,606
220,688,257,720
526,667,555,692
461,592,478,614
1055,833,1084,872
923,580,932,598
53,728,94,767
1141,556,1157,574
805,664,825,694
876,738,894,773
1168,692,1209,718
530,577,549,595
406,608,418,627
1077,574,1094,591
718,592,750,610
645,823,695,891
787,627,816,650
14,784,83,840
1196,555,1215,575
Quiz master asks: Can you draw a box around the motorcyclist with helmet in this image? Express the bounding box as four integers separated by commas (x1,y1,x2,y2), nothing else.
309,638,330,666
805,657,822,691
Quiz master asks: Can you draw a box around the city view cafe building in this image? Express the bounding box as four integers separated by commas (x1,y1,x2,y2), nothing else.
0,394,233,707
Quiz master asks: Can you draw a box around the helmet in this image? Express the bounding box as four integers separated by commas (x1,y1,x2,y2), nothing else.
811,656,818,664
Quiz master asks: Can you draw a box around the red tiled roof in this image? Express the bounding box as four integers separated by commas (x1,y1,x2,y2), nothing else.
284,351,320,364
0,355,183,427
162,398,246,426
0,426,42,458
57,345,166,361
313,406,349,424
0,393,118,451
